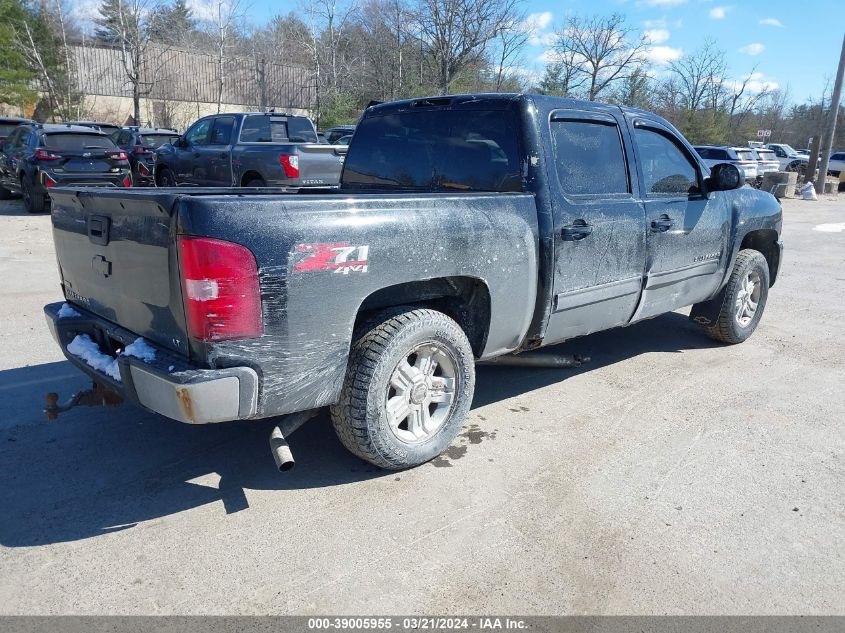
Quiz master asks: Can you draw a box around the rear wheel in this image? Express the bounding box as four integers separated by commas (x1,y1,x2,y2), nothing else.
21,176,45,213
156,167,176,187
0,186,11,200
703,249,770,344
330,307,475,470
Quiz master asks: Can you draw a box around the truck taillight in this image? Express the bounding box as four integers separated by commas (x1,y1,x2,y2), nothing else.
177,236,263,342
279,154,300,178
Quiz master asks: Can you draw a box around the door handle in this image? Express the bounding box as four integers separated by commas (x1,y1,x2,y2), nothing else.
650,215,674,232
561,223,593,241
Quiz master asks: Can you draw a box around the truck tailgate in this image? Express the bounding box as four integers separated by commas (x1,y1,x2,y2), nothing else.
296,143,346,185
50,188,189,357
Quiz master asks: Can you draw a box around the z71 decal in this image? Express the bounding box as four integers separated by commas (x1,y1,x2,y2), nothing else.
293,243,370,274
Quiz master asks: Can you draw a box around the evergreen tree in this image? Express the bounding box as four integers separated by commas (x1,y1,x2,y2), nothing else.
148,0,196,45
0,0,37,108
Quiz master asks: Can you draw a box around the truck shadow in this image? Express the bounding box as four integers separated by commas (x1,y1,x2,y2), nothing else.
0,311,719,547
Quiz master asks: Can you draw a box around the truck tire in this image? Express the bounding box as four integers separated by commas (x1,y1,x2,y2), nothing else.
0,186,11,200
156,167,176,187
330,307,475,470
703,249,770,344
21,176,45,213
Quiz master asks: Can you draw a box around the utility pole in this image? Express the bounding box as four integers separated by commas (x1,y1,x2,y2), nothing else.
815,33,845,193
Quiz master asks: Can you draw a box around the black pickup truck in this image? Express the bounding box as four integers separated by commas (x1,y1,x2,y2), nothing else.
44,93,782,470
153,112,346,188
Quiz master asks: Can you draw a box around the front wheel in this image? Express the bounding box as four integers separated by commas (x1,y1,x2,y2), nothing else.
703,249,770,344
0,186,11,200
330,307,475,470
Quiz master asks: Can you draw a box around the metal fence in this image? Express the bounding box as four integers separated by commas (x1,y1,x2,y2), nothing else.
71,43,316,110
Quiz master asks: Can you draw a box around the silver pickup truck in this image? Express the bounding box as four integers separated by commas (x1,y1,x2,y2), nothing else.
153,112,346,187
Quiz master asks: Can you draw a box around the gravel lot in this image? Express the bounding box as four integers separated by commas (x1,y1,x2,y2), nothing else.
0,193,843,615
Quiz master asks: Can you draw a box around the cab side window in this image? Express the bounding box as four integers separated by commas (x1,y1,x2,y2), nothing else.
209,117,235,145
634,127,699,196
4,128,23,152
185,119,211,145
550,118,629,195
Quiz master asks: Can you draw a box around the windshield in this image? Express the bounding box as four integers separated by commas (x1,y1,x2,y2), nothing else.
779,144,799,157
140,134,179,148
342,109,522,192
43,133,116,151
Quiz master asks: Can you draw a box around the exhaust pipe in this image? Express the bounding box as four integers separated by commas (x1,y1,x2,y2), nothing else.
270,426,295,472
268,408,320,472
482,352,590,368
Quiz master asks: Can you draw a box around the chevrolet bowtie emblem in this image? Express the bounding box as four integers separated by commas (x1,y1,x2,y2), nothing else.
92,255,112,277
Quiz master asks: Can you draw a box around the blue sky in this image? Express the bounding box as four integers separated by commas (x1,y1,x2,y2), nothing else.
225,0,842,103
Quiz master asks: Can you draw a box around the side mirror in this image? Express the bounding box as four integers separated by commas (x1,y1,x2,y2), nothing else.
173,137,184,148
708,163,742,192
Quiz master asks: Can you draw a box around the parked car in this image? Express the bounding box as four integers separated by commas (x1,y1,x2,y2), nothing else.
0,117,34,149
797,149,811,156
826,151,845,176
750,148,780,176
694,145,758,182
322,125,356,144
110,126,180,186
66,121,122,136
334,134,353,146
154,112,345,187
44,93,782,471
764,143,810,173
0,123,130,212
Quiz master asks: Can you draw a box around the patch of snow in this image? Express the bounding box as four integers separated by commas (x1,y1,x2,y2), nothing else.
123,337,157,362
57,303,82,319
67,334,121,381
813,223,845,233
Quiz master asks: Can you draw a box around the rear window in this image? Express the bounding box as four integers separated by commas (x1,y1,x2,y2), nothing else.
734,150,755,161
756,150,775,159
43,133,115,150
239,116,317,143
342,110,522,192
140,134,179,148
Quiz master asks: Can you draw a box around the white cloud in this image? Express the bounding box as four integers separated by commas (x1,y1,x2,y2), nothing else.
759,17,784,27
644,45,683,65
524,11,553,32
645,29,670,44
643,18,667,29
709,6,729,20
524,11,556,47
739,42,765,56
729,72,779,94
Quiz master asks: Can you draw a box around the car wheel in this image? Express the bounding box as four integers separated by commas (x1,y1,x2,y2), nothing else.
703,249,770,344
0,186,11,201
330,307,475,470
156,167,176,187
21,176,45,213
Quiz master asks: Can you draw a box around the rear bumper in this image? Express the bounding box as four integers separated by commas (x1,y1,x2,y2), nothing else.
44,302,258,424
40,170,130,191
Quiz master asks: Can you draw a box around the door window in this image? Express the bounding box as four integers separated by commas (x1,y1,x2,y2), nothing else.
185,119,211,145
551,119,629,195
209,117,235,145
4,128,23,152
634,127,699,196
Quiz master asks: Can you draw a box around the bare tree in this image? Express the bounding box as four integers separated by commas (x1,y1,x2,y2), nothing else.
417,0,523,95
551,12,647,101
668,39,727,113
205,0,247,112
492,11,528,91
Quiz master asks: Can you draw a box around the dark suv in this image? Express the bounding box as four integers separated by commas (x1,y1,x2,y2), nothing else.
0,117,34,149
110,126,179,186
67,121,122,136
0,123,131,212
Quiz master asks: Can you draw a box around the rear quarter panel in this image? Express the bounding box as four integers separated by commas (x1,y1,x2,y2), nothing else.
179,192,539,417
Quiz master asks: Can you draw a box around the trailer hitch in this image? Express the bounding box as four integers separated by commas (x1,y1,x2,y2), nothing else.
44,382,123,421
